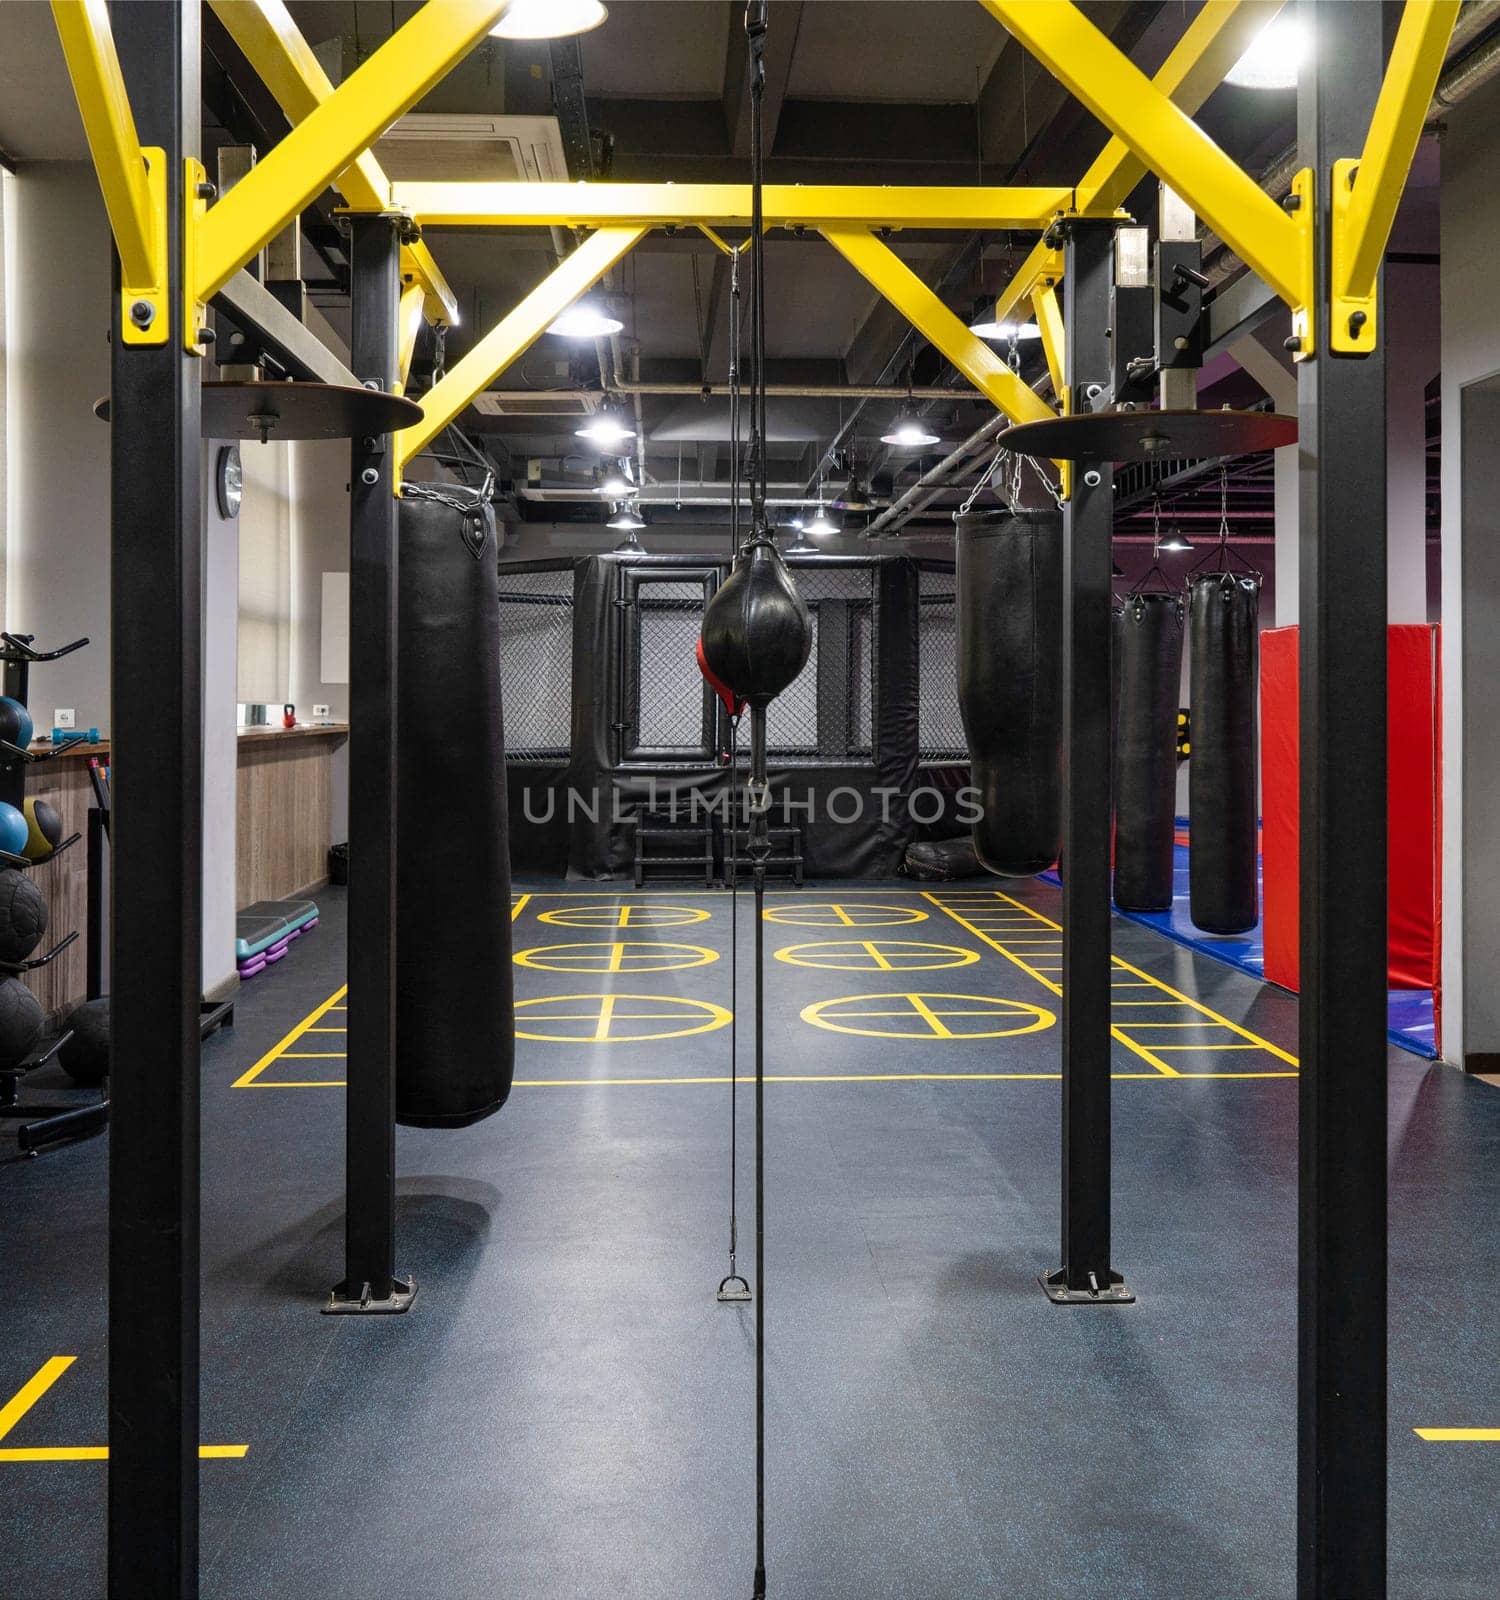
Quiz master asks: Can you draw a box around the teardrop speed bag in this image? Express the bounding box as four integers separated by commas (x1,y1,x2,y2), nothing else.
395,489,515,1126
1114,592,1184,912
955,509,1064,878
1188,572,1261,934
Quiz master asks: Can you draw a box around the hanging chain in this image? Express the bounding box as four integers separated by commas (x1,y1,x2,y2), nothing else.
1006,327,1022,374
1152,492,1164,560
956,448,1064,519
1217,463,1231,548
957,447,1008,517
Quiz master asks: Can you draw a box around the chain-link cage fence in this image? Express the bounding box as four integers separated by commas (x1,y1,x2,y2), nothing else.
767,563,878,764
498,564,575,762
918,563,967,761
629,577,716,758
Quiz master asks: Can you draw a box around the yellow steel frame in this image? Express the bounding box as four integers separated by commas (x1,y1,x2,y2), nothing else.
985,0,1282,334
53,0,1454,489
394,226,646,478
207,0,459,327
985,0,1456,357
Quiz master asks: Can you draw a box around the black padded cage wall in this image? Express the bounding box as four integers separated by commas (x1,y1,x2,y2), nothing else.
500,551,971,879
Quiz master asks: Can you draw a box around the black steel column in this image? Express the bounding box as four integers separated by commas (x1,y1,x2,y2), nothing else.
329,214,412,1313
107,2,202,1594
1296,3,1386,1592
1042,219,1132,1305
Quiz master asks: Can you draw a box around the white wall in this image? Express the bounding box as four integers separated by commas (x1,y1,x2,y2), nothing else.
3,163,110,729
1440,71,1500,1068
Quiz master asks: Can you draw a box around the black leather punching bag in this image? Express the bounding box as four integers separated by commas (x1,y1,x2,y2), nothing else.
955,508,1064,877
1114,591,1184,912
1188,571,1261,933
699,537,812,707
395,487,514,1127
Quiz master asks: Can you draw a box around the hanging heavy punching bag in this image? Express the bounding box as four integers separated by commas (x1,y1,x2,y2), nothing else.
395,485,515,1126
1114,591,1184,912
1188,571,1262,933
955,508,1064,877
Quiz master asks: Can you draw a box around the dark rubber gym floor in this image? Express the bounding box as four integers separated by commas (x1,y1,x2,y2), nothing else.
4,877,1499,1598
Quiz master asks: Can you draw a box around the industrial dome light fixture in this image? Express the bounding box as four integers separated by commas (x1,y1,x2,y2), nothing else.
784,525,818,555
576,409,636,446
807,503,838,536
969,317,1041,341
1160,525,1195,554
596,467,631,497
834,474,871,512
547,300,624,339
1223,14,1304,90
881,412,941,449
491,0,609,41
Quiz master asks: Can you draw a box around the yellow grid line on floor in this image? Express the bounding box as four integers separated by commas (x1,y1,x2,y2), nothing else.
922,889,1297,1078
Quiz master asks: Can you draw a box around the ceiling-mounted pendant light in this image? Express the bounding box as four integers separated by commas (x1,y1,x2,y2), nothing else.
834,475,871,512
785,525,818,554
576,408,636,447
608,501,646,534
969,317,1041,341
807,503,837,536
1160,525,1195,553
491,0,609,41
547,300,624,339
596,467,631,497
881,411,941,449
1223,15,1304,90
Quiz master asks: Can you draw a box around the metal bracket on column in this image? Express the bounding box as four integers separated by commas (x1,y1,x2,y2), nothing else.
324,1275,417,1315
1329,158,1376,354
183,155,210,355
1040,1266,1134,1305
121,146,168,347
1287,168,1317,362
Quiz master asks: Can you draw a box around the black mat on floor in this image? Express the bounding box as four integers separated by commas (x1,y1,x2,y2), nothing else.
3,878,1498,1598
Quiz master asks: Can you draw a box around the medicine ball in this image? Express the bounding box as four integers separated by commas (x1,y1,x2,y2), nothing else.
0,976,44,1070
22,798,62,862
0,868,47,964
59,997,109,1086
0,802,28,858
0,697,34,752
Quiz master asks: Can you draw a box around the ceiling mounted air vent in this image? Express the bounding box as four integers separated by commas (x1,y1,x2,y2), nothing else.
373,113,569,184
471,392,601,419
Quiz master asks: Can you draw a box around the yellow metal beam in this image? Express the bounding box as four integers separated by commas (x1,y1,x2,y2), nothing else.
396,282,427,395
1031,284,1066,402
50,0,169,343
819,226,1054,427
394,226,647,479
197,0,509,303
985,0,1281,333
984,0,1308,310
1331,0,1459,352
392,181,1094,232
207,0,459,325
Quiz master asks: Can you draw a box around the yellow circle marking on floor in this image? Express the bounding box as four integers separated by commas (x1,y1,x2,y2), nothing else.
514,941,719,974
802,992,1056,1041
537,903,711,929
762,902,929,928
515,993,733,1043
774,939,979,972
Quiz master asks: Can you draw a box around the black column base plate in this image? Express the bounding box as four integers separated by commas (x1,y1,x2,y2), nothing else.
1039,1266,1135,1305
323,1275,417,1315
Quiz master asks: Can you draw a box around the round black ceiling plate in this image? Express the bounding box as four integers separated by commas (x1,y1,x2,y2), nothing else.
95,381,423,441
998,408,1297,463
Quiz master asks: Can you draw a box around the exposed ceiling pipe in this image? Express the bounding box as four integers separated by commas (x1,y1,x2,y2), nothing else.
483,382,968,403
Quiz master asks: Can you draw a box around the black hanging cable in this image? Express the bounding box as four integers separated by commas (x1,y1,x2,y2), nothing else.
718,237,750,1307
745,8,771,1597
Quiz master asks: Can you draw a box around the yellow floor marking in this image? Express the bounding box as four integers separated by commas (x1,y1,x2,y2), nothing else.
510,893,532,922
0,1359,246,1462
608,942,625,973
905,994,955,1039
242,1069,1298,1090
836,904,853,926
304,1026,347,1033
281,1052,347,1059
864,940,892,972
923,889,1296,1079
232,986,348,1088
1414,1428,1500,1441
593,992,618,1042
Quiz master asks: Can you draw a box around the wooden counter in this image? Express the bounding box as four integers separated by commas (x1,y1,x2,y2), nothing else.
14,726,347,1025
236,725,347,904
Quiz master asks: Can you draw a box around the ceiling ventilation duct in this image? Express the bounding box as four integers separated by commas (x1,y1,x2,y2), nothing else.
373,113,569,184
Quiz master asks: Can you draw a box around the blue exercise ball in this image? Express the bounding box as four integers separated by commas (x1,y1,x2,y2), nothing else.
0,802,31,858
0,697,32,752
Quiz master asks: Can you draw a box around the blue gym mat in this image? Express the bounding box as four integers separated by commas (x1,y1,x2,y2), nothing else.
1045,836,1438,1060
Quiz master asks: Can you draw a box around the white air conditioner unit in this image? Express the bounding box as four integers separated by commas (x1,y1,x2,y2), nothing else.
373,113,570,185
472,392,602,419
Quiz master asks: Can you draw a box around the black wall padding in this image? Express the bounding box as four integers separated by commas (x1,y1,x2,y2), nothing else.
395,491,514,1127
1114,592,1184,912
955,509,1064,877
1188,572,1262,933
